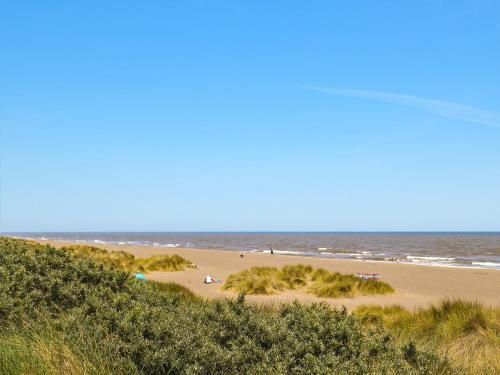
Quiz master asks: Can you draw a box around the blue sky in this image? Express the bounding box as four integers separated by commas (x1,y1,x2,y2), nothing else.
1,1,499,232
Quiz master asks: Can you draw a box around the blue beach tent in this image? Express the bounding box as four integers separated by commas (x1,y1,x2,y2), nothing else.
134,272,146,281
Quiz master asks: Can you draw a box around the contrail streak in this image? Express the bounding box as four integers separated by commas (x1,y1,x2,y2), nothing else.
302,85,500,128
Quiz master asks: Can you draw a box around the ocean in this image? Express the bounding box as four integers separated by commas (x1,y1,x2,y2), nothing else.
8,232,500,270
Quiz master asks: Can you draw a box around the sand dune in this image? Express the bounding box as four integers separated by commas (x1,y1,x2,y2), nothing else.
45,241,500,310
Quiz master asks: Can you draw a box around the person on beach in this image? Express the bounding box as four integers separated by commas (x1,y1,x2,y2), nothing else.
204,275,213,284
270,247,274,256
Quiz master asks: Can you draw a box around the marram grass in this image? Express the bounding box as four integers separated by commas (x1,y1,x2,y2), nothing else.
355,299,500,374
0,321,133,375
61,245,195,273
222,267,287,295
223,264,395,298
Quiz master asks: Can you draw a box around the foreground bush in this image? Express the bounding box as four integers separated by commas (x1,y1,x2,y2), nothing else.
355,300,500,374
223,264,395,298
0,237,438,374
61,245,195,272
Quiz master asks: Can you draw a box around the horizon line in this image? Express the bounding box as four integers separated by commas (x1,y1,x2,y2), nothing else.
2,230,500,234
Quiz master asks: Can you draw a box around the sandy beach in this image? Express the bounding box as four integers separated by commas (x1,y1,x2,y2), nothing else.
43,240,500,310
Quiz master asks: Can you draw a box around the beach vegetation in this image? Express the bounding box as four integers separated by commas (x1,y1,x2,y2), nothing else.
0,237,439,374
60,244,195,273
223,264,395,298
222,267,287,294
355,299,500,374
148,280,197,301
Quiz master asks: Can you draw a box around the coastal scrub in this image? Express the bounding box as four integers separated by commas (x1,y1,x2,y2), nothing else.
0,237,439,374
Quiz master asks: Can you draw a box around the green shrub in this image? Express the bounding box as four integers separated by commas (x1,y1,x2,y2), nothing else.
148,281,197,301
0,237,439,374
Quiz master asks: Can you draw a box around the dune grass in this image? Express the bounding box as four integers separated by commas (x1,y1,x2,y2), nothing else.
0,330,55,375
0,322,133,375
309,267,395,297
223,264,395,298
61,245,194,273
222,267,288,295
355,299,500,374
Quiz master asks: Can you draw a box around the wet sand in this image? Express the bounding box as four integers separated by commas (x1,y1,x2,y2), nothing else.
44,240,500,310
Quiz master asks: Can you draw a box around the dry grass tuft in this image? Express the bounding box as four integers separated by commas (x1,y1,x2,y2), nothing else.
223,267,287,295
61,245,194,273
355,299,500,374
223,264,394,298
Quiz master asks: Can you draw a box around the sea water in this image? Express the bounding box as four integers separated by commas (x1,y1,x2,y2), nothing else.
7,232,500,270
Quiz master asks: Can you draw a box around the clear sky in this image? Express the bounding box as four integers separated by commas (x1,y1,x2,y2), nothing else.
1,1,499,232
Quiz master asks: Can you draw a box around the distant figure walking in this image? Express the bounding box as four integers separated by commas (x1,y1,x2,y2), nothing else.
270,247,274,256
240,254,244,259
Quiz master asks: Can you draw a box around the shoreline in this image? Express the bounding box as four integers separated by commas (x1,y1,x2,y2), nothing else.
14,236,500,271
34,238,500,310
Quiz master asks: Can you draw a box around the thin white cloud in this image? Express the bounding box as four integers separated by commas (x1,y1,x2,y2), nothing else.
302,85,500,128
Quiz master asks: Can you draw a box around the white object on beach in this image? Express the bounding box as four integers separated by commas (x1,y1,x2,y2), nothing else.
204,275,213,284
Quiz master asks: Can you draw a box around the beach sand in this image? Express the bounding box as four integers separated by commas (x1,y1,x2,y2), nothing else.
44,240,500,310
